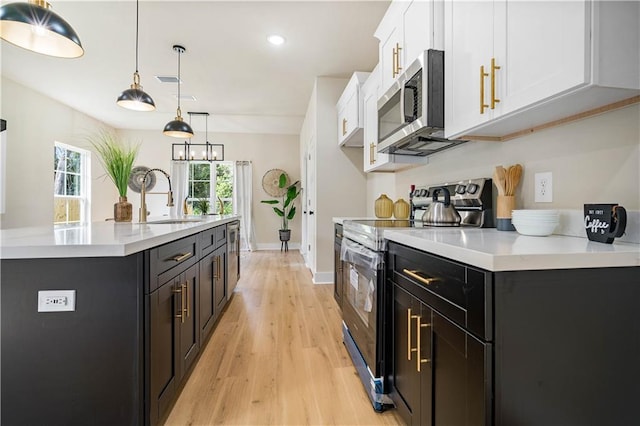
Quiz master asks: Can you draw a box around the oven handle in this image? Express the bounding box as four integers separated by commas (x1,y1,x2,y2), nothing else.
403,269,439,286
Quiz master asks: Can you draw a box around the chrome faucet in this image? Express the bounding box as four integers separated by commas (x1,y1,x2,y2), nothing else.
139,168,174,223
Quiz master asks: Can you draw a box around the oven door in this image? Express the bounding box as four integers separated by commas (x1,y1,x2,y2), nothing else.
340,238,383,374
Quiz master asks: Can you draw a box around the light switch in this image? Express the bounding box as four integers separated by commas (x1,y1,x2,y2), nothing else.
38,290,76,312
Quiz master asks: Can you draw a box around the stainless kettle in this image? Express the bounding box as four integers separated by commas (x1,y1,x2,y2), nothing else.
423,187,461,226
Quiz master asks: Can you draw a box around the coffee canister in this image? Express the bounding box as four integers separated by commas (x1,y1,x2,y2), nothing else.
393,198,410,219
375,194,393,218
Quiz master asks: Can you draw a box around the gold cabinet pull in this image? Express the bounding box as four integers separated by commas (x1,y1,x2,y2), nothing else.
213,256,219,279
395,43,402,75
480,65,489,114
491,57,501,109
370,142,376,165
416,315,431,372
185,282,190,318
403,269,439,286
407,308,419,360
392,46,397,77
173,284,184,323
342,118,347,136
170,252,192,262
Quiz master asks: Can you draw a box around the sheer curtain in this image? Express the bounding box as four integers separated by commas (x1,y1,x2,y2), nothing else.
233,161,256,251
170,161,189,217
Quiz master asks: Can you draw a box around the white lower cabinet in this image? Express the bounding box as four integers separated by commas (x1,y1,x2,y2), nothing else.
445,0,640,140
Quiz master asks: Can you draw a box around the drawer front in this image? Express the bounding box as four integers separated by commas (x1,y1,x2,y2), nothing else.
388,242,492,341
201,225,227,256
149,236,197,293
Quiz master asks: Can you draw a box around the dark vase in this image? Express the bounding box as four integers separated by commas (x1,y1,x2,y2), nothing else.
279,229,291,241
114,196,132,222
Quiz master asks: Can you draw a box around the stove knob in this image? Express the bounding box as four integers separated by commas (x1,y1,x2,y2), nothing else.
421,189,429,197
412,189,421,197
466,183,479,194
455,184,466,195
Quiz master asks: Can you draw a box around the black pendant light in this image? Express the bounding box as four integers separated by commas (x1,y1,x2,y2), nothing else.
163,45,193,138
116,0,155,111
0,0,83,58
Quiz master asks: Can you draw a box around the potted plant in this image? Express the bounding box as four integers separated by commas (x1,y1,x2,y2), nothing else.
88,129,139,222
194,198,210,215
261,172,301,246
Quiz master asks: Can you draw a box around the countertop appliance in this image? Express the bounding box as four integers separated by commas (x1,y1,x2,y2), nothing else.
339,177,494,412
377,49,466,157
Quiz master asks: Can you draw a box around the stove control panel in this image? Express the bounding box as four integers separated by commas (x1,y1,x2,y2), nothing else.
412,178,494,211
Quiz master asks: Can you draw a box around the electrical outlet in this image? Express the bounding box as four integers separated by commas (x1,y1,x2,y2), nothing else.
535,172,553,203
38,290,76,312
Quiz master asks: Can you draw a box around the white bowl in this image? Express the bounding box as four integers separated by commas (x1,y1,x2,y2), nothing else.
512,221,558,236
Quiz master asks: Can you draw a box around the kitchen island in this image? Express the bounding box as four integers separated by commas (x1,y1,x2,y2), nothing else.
382,228,639,425
1,215,240,426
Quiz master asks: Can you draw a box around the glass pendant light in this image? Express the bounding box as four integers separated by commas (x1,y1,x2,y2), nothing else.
116,0,155,111
163,45,193,138
0,0,83,58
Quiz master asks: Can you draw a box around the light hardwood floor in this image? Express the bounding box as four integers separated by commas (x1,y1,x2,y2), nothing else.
164,250,404,426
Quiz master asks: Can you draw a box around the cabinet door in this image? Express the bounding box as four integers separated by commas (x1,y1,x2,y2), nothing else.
392,284,422,425
213,245,227,320
149,276,180,426
363,79,385,171
338,90,359,145
199,251,216,341
418,302,433,426
444,0,495,138
380,25,402,94
178,264,199,381
402,0,433,67
495,0,588,116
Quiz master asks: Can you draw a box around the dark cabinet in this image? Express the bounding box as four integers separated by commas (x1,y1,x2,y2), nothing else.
149,262,199,426
199,225,228,342
392,284,432,426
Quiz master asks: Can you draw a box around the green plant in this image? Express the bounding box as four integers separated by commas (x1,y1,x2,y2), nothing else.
88,129,139,197
261,173,301,231
194,198,210,215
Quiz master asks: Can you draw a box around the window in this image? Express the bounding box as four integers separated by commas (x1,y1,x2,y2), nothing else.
54,142,90,224
187,161,233,215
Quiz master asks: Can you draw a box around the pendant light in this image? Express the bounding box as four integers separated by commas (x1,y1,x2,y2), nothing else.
0,0,83,58
163,45,193,138
116,0,155,111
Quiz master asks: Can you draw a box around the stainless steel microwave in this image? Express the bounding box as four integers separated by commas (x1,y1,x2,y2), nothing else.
377,49,465,156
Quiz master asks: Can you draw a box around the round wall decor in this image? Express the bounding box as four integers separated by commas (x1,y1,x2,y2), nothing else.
128,166,156,193
261,169,289,197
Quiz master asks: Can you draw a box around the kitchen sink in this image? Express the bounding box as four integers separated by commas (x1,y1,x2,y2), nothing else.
145,218,205,224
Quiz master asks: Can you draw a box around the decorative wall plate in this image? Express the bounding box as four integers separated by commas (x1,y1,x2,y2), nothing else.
261,169,289,197
128,166,156,193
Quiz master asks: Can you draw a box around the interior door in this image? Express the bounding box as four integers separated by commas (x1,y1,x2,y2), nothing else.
305,136,316,272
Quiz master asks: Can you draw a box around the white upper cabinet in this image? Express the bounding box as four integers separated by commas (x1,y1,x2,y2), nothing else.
444,0,640,139
375,0,442,95
337,72,370,146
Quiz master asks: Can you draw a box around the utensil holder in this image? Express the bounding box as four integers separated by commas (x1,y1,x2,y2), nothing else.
496,195,516,231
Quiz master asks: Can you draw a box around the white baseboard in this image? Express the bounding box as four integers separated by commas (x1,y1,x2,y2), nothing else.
312,271,333,284
255,242,301,251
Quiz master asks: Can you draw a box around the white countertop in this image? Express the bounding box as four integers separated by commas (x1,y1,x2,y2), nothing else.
0,215,240,259
384,228,640,271
333,217,378,225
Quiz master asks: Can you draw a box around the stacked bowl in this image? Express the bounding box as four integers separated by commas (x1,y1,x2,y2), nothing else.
511,209,559,236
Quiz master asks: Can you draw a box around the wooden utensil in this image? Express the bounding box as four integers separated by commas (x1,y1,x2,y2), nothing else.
493,166,506,195
506,164,522,195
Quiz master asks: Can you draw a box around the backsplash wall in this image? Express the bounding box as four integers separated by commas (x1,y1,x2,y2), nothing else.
367,104,640,228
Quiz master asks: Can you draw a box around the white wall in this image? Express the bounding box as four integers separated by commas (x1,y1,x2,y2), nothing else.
0,77,116,229
367,103,640,213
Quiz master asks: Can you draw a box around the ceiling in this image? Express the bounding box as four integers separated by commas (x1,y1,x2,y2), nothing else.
1,0,390,135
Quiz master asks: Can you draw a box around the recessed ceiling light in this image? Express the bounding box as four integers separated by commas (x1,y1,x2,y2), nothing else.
267,34,285,46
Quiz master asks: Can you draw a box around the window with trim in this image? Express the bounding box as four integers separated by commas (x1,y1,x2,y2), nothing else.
187,161,233,215
54,142,90,224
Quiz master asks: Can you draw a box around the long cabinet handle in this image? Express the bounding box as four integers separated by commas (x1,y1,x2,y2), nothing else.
185,282,190,318
491,57,501,109
342,118,347,136
170,252,192,262
407,308,419,360
416,315,431,372
403,269,439,286
395,43,402,75
480,65,489,114
213,256,219,279
173,284,184,323
392,46,397,77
